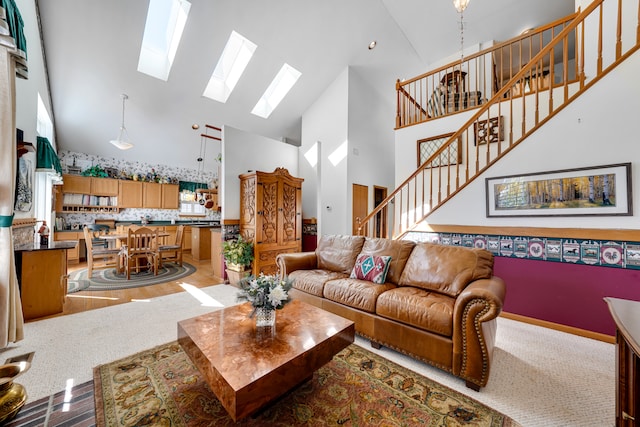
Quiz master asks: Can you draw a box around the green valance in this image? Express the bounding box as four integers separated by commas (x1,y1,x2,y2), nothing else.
179,181,208,193
0,214,14,228
36,136,62,174
1,0,27,56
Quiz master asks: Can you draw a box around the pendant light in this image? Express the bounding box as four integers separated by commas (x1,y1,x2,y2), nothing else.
453,0,471,64
109,93,133,150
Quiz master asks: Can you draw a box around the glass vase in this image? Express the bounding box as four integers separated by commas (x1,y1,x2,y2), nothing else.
255,307,276,327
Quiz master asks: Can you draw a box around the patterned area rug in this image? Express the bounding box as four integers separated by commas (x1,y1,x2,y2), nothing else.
67,262,196,292
93,341,519,426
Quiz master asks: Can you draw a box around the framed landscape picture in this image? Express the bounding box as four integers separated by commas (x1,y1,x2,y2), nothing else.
485,163,632,217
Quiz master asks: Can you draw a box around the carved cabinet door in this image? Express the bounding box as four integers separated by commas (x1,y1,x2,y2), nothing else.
239,168,304,276
256,175,279,245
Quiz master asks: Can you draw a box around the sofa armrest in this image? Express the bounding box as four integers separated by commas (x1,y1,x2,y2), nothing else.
276,252,318,277
452,276,506,389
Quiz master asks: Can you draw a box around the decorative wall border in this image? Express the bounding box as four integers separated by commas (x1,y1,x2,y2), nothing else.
404,231,639,270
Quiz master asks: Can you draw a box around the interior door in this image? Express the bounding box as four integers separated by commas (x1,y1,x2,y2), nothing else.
374,186,388,238
352,184,368,236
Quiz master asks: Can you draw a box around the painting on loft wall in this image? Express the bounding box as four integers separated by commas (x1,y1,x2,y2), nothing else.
474,116,504,146
417,133,462,168
485,163,632,217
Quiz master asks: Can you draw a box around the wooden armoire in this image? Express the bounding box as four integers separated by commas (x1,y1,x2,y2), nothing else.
239,168,304,275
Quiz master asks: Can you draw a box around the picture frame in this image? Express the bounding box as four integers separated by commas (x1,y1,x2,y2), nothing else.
417,133,462,168
474,116,504,146
485,163,632,217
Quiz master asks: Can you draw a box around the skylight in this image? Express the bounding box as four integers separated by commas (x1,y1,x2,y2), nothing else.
202,31,257,103
251,63,301,118
137,0,191,81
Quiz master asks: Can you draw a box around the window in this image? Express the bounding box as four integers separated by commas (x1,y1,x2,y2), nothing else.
202,31,257,103
37,93,53,142
137,0,191,81
251,63,301,118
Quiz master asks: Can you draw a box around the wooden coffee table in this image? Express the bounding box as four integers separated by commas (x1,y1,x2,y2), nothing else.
177,299,355,421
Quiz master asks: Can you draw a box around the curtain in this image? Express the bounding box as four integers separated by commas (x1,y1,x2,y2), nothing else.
0,0,27,78
36,136,62,174
178,180,208,193
0,4,25,348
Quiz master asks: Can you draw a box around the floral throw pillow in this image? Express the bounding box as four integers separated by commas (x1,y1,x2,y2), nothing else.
350,254,392,284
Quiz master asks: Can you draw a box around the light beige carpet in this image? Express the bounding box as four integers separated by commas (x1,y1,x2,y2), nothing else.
0,284,615,426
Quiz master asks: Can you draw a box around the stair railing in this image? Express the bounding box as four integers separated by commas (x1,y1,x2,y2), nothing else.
360,0,640,239
396,12,578,128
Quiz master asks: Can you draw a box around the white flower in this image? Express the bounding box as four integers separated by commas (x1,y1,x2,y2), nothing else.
268,285,289,308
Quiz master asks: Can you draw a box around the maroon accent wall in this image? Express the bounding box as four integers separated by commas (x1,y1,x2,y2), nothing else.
494,257,640,336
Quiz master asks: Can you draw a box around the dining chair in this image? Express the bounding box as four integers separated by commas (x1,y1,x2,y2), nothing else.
83,226,121,278
158,225,185,268
124,227,160,279
86,223,111,248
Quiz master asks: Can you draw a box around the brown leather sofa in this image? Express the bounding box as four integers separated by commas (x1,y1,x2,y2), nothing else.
276,234,506,390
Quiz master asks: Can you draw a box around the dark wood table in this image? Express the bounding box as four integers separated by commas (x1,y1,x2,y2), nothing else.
177,299,355,421
604,297,640,426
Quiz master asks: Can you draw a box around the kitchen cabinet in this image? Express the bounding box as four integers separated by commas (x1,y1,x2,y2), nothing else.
16,246,68,320
53,231,80,263
143,182,162,208
91,177,119,196
239,168,303,275
211,229,223,279
119,180,143,208
183,226,192,252
191,226,211,260
62,174,90,193
59,174,119,213
162,184,179,209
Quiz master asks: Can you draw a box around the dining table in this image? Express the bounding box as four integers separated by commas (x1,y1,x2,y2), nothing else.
97,231,170,275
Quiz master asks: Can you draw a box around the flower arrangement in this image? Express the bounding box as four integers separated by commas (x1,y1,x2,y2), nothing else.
237,273,293,316
222,236,254,271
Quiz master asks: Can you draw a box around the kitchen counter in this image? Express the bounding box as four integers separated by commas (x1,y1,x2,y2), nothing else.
15,240,78,252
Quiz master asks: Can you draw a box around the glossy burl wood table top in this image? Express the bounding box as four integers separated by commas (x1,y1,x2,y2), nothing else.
177,299,355,421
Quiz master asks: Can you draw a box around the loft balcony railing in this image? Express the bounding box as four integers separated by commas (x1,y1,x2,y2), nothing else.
396,12,578,129
361,0,640,238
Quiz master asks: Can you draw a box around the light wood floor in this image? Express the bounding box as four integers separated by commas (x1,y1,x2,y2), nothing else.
55,252,224,318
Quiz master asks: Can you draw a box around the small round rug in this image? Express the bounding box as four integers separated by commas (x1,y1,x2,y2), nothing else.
67,262,197,293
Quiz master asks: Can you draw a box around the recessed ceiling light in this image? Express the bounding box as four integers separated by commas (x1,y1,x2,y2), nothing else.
192,124,199,129
368,41,377,50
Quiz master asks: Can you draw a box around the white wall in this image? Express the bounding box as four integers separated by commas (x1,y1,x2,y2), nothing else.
300,67,396,236
13,0,55,221
396,49,640,229
300,69,349,236
221,125,299,220
15,0,54,147
346,68,395,232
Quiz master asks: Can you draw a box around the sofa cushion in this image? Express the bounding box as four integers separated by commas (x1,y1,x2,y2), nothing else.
323,278,396,313
398,242,494,298
376,287,454,337
289,269,348,297
360,237,416,285
316,235,366,274
350,254,391,284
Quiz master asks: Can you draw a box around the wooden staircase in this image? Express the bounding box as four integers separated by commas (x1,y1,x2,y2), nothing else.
358,0,640,238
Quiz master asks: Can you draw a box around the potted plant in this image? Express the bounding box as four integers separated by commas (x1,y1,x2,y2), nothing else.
223,236,254,286
223,235,254,271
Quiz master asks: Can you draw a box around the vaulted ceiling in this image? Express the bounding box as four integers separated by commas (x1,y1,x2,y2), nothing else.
38,0,574,171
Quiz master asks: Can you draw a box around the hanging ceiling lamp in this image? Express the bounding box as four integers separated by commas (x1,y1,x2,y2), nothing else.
452,0,471,63
109,93,133,150
452,0,470,13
